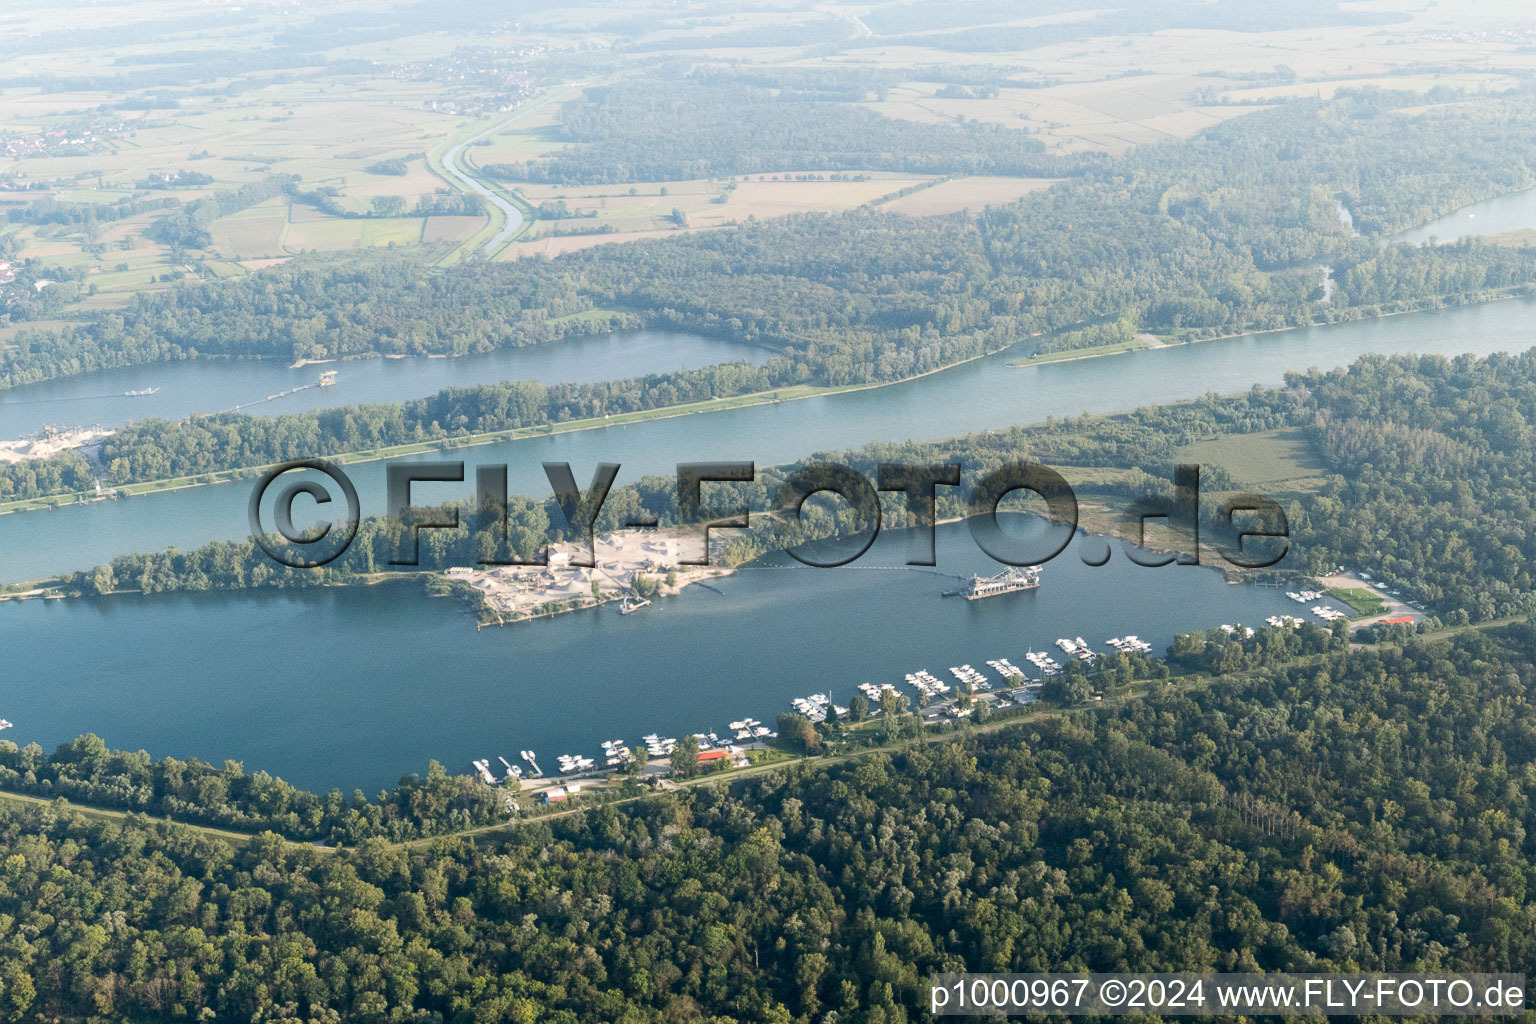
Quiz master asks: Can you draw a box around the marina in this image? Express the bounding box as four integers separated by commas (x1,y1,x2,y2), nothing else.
1281,588,1352,622
463,648,1054,788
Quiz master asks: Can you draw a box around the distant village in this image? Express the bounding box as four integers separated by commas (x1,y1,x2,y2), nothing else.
2,118,131,160
390,47,542,114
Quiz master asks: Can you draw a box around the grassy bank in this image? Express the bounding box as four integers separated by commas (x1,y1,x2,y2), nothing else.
1329,586,1388,618
1007,337,1151,366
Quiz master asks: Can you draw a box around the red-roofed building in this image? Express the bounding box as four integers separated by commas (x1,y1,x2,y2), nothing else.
1381,615,1414,625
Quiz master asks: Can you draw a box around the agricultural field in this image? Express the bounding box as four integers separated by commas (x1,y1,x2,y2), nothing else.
207,200,292,258
2,0,1534,317
845,0,1536,154
496,171,938,255
283,216,427,252
881,176,1060,215
869,77,1263,155
467,104,570,165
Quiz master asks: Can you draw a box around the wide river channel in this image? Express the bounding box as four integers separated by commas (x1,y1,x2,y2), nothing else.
4,184,1536,791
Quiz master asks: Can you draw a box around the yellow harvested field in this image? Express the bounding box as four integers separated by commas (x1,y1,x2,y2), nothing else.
717,176,918,216
873,76,1268,155
881,176,1060,215
519,172,926,237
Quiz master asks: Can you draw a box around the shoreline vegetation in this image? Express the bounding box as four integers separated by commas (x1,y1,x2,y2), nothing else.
4,282,1531,521
8,90,1536,511
25,346,1533,634
1,603,1491,847
0,618,1364,845
1007,284,1531,368
0,346,1003,517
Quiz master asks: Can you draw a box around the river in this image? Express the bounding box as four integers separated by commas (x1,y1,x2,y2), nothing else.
1395,185,1536,245
4,296,1535,583
0,520,1304,793
0,329,770,440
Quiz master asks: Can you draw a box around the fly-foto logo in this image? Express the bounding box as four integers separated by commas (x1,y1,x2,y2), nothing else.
248,459,1289,570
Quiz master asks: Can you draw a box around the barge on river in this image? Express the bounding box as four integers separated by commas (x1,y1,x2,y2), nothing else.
964,566,1041,600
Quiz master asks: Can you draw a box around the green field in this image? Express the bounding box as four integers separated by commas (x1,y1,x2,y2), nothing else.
1176,427,1329,491
1328,587,1389,618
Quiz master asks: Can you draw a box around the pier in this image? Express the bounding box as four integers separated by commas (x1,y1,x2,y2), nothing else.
217,371,337,415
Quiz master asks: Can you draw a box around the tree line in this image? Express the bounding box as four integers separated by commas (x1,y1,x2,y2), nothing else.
0,626,1532,1019
8,88,1536,398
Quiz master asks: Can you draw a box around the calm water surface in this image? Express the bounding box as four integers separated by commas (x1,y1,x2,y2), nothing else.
3,297,1535,582
1395,186,1536,245
0,329,771,439
0,522,1303,793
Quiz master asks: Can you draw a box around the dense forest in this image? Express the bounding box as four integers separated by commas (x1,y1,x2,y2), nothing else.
0,626,1532,1020
7,89,1536,400
87,361,776,487
0,735,507,845
0,449,94,505
480,74,1087,184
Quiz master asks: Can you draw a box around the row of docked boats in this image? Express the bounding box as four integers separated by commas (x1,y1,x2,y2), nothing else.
1107,635,1153,653
557,753,597,774
469,630,1188,787
949,664,991,690
907,670,951,700
792,693,846,723
987,658,1024,680
728,718,772,741
1025,649,1062,674
1056,636,1096,661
